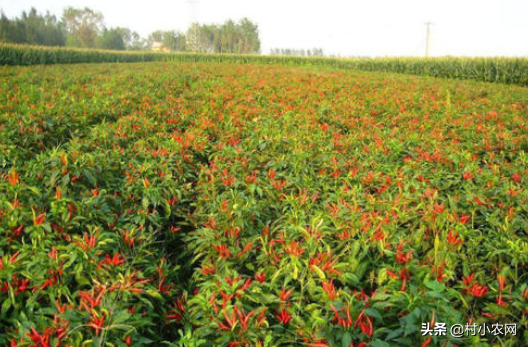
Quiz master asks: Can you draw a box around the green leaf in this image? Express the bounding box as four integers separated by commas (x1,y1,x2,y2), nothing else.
341,332,352,347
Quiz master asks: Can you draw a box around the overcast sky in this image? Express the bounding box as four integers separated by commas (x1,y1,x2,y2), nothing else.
2,0,527,57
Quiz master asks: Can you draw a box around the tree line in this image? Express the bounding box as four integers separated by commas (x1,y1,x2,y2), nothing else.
0,7,260,53
270,48,324,57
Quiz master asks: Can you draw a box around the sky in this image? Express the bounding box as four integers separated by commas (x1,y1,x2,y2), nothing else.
1,0,527,57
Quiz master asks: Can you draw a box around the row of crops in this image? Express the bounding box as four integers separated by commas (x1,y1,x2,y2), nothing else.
1,43,528,86
1,61,527,346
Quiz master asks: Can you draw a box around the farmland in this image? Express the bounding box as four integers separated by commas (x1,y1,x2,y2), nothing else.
0,61,527,347
2,44,528,87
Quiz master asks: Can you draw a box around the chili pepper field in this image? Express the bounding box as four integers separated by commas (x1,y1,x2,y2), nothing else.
0,61,527,347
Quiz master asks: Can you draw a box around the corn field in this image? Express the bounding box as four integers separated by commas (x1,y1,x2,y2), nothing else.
1,43,527,86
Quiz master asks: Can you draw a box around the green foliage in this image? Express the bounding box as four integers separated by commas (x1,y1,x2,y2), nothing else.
185,18,260,53
0,8,260,54
0,8,65,46
98,27,130,51
1,43,528,86
61,7,104,48
148,30,186,51
0,60,527,346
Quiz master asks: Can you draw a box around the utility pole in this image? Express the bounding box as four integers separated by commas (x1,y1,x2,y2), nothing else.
424,22,433,58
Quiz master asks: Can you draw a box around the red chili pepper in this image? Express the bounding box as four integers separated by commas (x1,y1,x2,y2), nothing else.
275,308,291,325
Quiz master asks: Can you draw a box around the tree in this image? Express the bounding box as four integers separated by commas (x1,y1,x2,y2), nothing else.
0,7,261,54
0,8,65,46
185,23,200,52
186,18,260,54
127,31,147,51
148,30,186,51
238,18,260,53
0,11,24,43
197,24,218,53
62,7,103,48
38,11,66,46
98,27,129,50
219,20,235,53
269,47,324,57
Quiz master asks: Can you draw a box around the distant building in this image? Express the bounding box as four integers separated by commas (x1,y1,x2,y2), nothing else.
152,41,170,52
